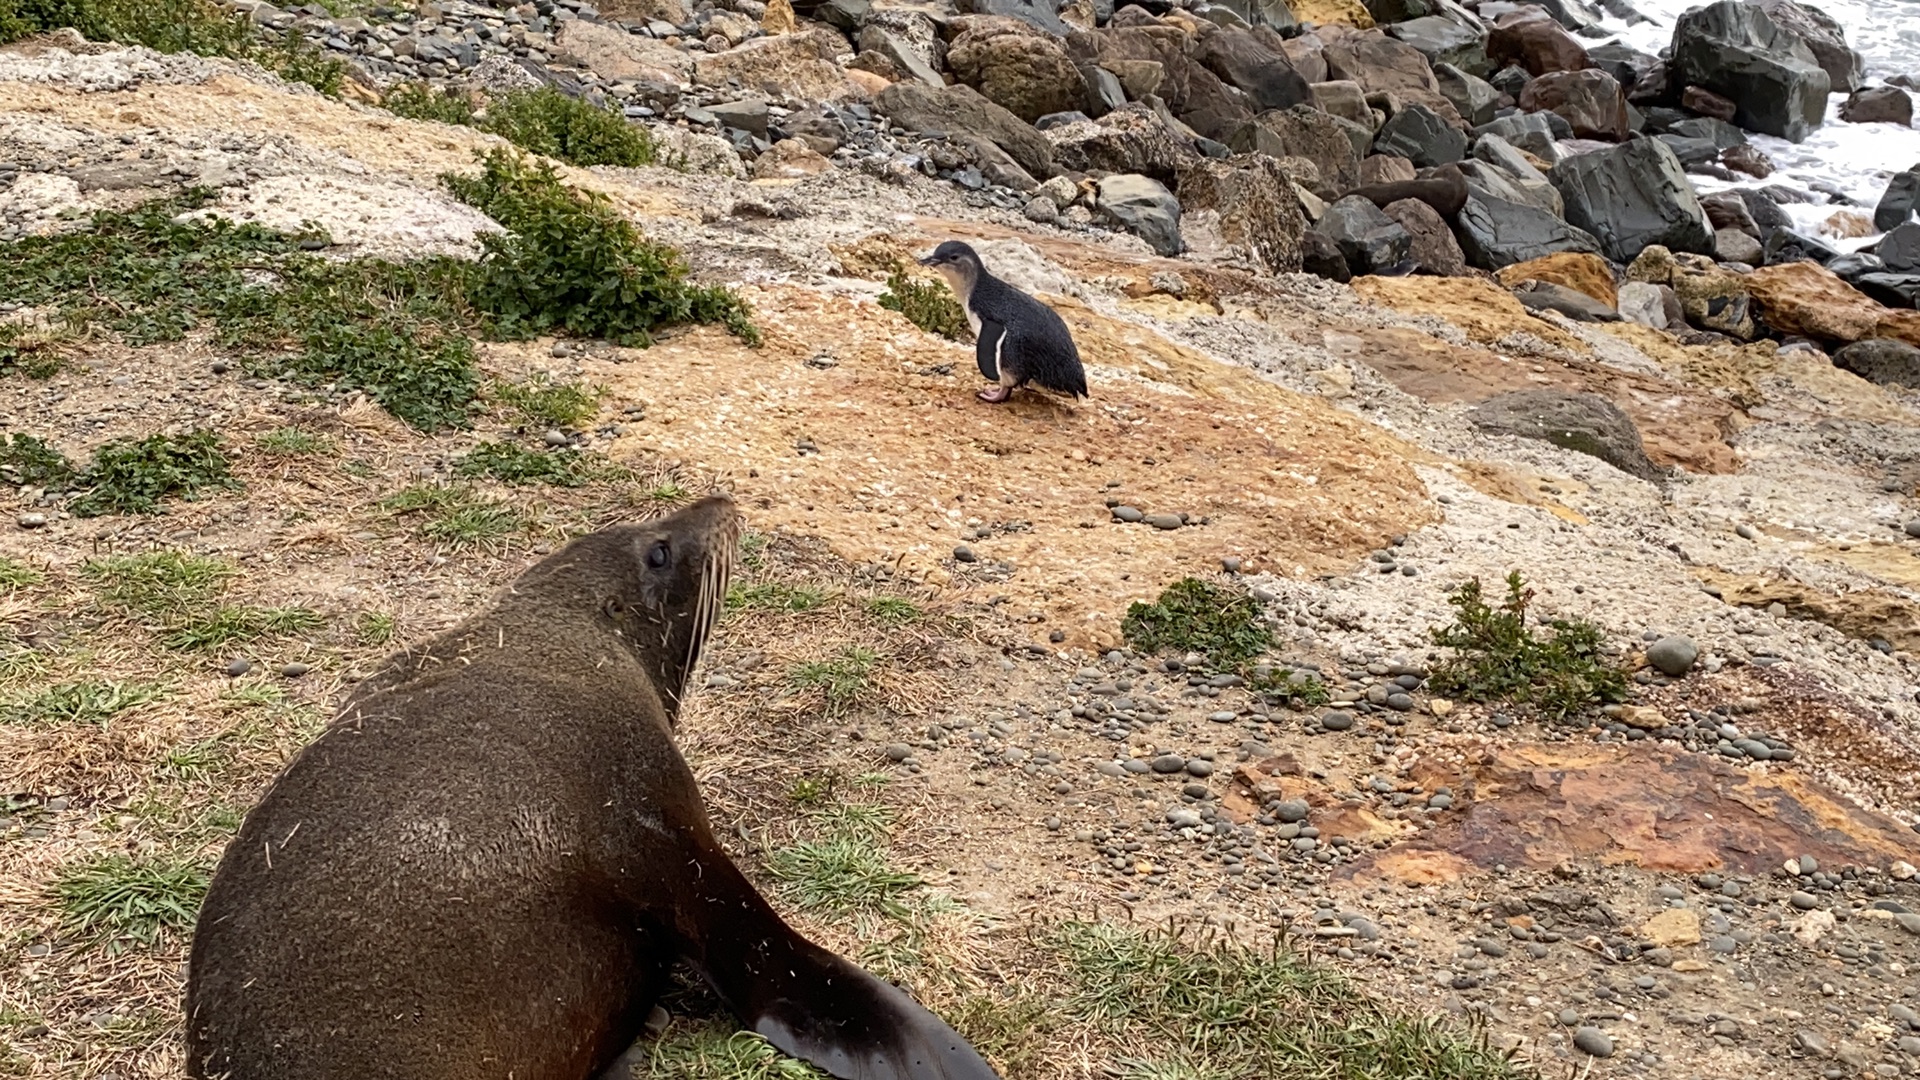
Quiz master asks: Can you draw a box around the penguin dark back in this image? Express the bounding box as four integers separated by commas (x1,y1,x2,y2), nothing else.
184,492,1004,1080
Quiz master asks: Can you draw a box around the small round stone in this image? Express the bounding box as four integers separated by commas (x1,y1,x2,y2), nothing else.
885,743,913,762
1321,710,1356,731
1185,759,1215,778
1150,754,1187,774
1112,505,1144,523
225,658,252,678
1646,635,1699,677
1736,523,1757,540
1558,1009,1581,1027
952,544,977,563
16,512,46,529
1789,890,1820,911
1907,519,1920,539
1144,513,1183,531
281,662,311,678
543,429,569,447
1221,556,1243,573
1573,1026,1614,1058
1274,799,1309,824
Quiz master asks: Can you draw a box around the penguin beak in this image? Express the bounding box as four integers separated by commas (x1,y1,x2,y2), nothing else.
917,254,941,266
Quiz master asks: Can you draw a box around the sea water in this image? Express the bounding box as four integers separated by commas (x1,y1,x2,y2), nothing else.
1594,0,1920,249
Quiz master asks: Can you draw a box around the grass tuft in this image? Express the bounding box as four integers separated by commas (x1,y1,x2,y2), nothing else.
728,582,828,614
1122,578,1273,672
1428,571,1627,722
493,372,607,430
385,83,656,168
0,556,44,589
161,604,325,651
0,0,346,93
864,596,923,626
355,610,397,646
0,321,68,379
766,802,921,916
257,427,336,457
380,484,528,548
878,271,970,341
69,429,238,517
83,550,234,615
445,149,760,348
52,852,210,952
454,440,612,487
639,1026,829,1080
787,645,881,714
4,679,165,726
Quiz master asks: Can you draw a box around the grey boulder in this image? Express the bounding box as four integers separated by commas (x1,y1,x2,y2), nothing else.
1550,137,1712,262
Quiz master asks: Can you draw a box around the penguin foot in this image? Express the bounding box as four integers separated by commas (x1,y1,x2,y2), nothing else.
977,385,1013,403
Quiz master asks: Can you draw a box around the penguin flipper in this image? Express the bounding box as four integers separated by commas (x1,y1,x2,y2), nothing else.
974,319,1006,383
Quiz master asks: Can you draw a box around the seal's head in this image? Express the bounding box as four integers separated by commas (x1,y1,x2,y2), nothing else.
514,493,741,718
918,240,984,298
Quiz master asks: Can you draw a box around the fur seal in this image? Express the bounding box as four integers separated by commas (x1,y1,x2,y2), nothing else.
1346,162,1470,221
918,240,1089,404
185,494,1003,1080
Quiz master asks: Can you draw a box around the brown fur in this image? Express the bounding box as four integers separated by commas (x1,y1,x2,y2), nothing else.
184,495,1001,1080
1346,162,1470,220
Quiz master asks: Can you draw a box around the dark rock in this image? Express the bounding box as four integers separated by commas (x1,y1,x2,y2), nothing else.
1082,64,1127,116
1750,0,1864,93
1877,167,1920,233
1762,228,1841,265
1323,30,1465,125
1207,0,1297,34
1714,227,1763,265
1488,8,1592,77
1719,143,1774,178
1700,191,1760,236
1490,63,1531,99
1310,79,1374,128
1315,195,1413,275
1671,0,1831,143
1828,252,1885,281
1842,86,1915,126
1065,13,1255,141
1387,11,1491,78
1229,104,1364,193
1283,31,1329,83
1373,102,1469,166
1477,110,1568,161
1514,279,1621,321
877,82,1054,179
1858,274,1920,309
1551,137,1712,262
952,0,1068,36
1097,173,1184,255
1301,229,1354,281
794,0,870,32
1363,0,1432,21
1656,134,1720,168
1383,195,1467,274
1176,155,1306,272
1586,42,1657,92
1519,0,1605,32
1434,62,1500,126
1626,58,1671,104
1520,68,1629,140
1834,339,1920,387
709,97,770,139
1467,388,1665,481
1458,155,1562,216
1881,224,1920,273
1679,84,1737,121
1455,192,1604,269
1666,115,1747,148
1048,103,1200,185
1192,24,1313,112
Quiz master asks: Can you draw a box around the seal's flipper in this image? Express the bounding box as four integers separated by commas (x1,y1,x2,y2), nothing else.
676,861,1003,1080
974,319,1005,382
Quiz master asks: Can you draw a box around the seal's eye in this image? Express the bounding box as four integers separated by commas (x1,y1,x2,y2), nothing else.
646,540,670,569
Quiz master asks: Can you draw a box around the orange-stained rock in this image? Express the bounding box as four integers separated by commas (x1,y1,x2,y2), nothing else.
1746,261,1892,344
1495,252,1619,307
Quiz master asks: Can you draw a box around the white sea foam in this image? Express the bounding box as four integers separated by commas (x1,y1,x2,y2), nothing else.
1592,0,1920,246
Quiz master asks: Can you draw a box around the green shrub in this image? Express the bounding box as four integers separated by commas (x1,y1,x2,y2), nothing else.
1122,578,1273,671
878,271,970,341
492,372,606,429
381,81,478,126
0,0,344,94
445,148,758,347
1427,571,1627,722
0,323,66,379
0,433,77,489
382,84,653,168
453,440,610,487
69,430,238,517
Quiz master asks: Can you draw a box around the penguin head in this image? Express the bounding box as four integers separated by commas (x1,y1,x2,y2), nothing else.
917,241,982,271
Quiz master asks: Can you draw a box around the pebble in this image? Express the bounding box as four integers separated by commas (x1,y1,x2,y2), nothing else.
225,658,252,677
1573,1026,1615,1058
1111,505,1144,523
1149,754,1187,774
1790,890,1820,910
281,662,311,678
1736,523,1757,539
1185,759,1214,778
16,512,46,529
885,743,912,762
1907,519,1920,539
1320,710,1355,731
1144,513,1183,531
1274,799,1309,823
952,544,977,563
542,429,569,446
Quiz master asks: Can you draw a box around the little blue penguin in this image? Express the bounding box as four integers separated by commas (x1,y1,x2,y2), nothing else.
918,241,1089,404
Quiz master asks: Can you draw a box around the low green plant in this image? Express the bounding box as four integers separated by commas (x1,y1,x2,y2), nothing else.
765,802,920,916
355,610,397,645
0,432,76,489
878,271,969,341
479,86,656,168
380,484,527,548
728,582,828,613
52,852,210,951
864,596,922,626
381,81,479,126
0,0,343,93
256,427,335,456
83,551,235,616
0,556,43,590
1122,578,1273,672
454,440,609,487
1427,571,1628,722
445,149,759,347
160,604,324,651
0,322,66,378
1250,666,1330,707
68,429,238,517
5,679,164,726
639,1026,828,1080
787,645,880,714
493,372,607,429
